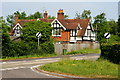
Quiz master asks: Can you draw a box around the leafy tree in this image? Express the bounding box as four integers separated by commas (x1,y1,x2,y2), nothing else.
64,15,69,19
27,14,34,19
93,13,108,42
48,15,56,19
81,10,91,19
6,15,14,27
1,16,11,58
75,12,81,19
33,11,42,19
107,19,118,35
117,16,120,36
22,21,52,43
6,11,43,27
75,10,91,19
27,11,42,19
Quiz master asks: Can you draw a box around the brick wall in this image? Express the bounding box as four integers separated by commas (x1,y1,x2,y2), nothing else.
54,41,100,54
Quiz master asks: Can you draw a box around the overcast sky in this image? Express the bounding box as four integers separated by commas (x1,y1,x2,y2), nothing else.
1,0,119,21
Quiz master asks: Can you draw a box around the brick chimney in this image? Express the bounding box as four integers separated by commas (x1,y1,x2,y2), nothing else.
44,11,48,19
14,15,18,24
57,9,64,19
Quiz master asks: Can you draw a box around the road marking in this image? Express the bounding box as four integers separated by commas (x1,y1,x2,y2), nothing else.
0,66,28,71
31,65,62,78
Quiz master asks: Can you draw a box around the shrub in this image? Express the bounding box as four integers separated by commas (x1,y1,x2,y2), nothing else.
40,41,54,54
100,43,120,64
2,41,55,58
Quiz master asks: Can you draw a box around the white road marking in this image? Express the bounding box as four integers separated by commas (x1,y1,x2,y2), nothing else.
0,66,28,71
30,65,62,78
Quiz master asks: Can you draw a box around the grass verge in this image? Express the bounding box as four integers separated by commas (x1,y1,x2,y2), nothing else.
1,49,100,61
67,49,101,55
0,53,56,61
39,59,118,78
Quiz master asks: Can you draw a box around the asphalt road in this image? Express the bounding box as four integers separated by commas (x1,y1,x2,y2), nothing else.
0,54,100,80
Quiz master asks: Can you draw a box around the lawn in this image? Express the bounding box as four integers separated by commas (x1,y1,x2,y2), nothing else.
39,59,118,78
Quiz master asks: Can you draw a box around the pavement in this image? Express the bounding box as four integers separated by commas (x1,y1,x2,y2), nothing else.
0,53,101,80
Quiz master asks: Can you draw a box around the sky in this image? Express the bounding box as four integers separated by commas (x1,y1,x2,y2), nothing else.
1,1,120,21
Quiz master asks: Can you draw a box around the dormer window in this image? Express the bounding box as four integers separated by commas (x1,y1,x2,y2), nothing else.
13,23,22,36
52,29,61,36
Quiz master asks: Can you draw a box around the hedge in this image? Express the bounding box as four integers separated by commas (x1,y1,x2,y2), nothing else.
100,43,120,64
2,41,54,58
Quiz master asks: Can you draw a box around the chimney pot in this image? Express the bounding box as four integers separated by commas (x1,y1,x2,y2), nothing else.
44,11,48,19
14,15,18,24
57,9,64,19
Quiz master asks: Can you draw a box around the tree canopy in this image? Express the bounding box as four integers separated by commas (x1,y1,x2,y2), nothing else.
22,21,52,43
75,10,91,19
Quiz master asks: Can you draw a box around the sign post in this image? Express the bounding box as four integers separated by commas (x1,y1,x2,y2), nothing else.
104,33,110,43
36,32,42,49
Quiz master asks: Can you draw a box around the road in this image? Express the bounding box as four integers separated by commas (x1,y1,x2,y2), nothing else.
0,54,100,79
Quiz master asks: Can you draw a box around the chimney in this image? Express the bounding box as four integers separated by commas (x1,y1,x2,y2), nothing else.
14,15,18,24
57,9,64,19
44,11,48,19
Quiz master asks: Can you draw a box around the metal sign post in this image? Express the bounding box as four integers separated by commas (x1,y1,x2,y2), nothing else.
36,32,42,49
104,33,110,43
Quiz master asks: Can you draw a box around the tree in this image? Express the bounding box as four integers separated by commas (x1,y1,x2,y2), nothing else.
107,19,118,35
48,15,56,19
93,13,108,42
75,12,81,19
64,15,69,19
75,10,91,19
7,11,27,27
22,21,52,43
117,16,120,36
33,11,42,19
1,16,12,58
6,14,14,27
81,10,91,19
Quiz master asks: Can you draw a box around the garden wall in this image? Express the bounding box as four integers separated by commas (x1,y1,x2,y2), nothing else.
54,41,100,54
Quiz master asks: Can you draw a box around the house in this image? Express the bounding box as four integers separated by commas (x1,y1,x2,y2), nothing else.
9,9,96,43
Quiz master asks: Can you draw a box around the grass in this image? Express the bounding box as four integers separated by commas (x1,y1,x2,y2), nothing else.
0,53,57,61
39,59,118,78
67,48,101,55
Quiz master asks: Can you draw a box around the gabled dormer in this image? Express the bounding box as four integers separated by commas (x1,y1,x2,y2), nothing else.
13,23,22,36
51,19,66,37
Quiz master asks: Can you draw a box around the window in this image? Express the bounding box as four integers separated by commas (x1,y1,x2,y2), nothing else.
52,29,61,36
87,30,91,36
70,30,76,37
14,25,21,34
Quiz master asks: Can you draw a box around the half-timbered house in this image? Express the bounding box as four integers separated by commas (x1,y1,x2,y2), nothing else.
10,9,96,43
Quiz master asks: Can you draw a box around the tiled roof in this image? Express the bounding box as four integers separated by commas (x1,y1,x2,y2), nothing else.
18,19,54,26
58,19,90,36
10,18,90,37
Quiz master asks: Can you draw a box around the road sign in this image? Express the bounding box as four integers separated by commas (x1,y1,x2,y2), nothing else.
104,33,110,39
36,32,42,38
36,32,42,49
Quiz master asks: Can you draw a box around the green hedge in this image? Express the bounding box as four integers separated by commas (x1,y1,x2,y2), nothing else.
100,43,120,64
2,41,54,58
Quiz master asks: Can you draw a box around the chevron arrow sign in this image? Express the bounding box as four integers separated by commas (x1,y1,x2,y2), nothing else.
104,33,110,39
